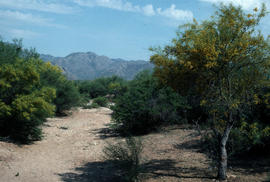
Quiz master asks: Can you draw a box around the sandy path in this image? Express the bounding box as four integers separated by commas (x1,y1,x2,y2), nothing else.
1,107,269,182
0,107,113,182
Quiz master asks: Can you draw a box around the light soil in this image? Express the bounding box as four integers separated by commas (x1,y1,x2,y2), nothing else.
0,107,269,182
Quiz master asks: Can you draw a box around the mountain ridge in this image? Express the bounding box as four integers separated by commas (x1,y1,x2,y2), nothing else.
40,52,153,80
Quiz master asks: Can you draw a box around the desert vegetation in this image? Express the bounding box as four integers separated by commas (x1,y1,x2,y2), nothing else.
0,3,269,182
0,39,81,143
108,3,270,181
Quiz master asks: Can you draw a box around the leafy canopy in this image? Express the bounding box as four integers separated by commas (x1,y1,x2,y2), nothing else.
151,3,270,122
150,4,270,179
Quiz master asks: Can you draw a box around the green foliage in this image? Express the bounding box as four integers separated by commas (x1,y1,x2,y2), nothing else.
150,3,270,179
0,38,80,142
103,137,143,182
86,80,107,98
151,4,269,120
76,76,127,99
111,71,189,135
203,121,270,164
0,39,39,65
38,61,81,114
92,96,108,107
54,80,81,114
82,97,108,109
82,102,99,109
0,58,55,143
0,39,21,65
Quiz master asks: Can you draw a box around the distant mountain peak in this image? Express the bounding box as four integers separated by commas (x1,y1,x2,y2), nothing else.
65,51,96,57
40,51,153,80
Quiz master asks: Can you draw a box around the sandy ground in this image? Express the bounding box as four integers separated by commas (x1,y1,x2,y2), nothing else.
0,107,113,182
0,107,269,182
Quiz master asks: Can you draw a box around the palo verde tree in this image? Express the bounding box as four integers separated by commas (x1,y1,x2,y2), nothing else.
0,59,56,143
150,4,270,180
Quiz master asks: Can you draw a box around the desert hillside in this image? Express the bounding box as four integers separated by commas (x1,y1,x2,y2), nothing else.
40,52,154,80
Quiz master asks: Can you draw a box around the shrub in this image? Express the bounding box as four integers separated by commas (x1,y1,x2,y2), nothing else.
0,38,82,142
54,80,81,114
39,62,81,114
103,137,143,182
111,71,189,135
92,96,108,107
0,39,39,65
82,102,99,109
76,76,127,100
82,97,107,109
202,121,270,165
0,60,55,143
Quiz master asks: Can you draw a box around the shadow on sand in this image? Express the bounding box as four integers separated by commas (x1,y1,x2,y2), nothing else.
174,134,270,180
59,159,215,182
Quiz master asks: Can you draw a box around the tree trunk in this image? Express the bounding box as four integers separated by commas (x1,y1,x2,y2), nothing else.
217,118,233,180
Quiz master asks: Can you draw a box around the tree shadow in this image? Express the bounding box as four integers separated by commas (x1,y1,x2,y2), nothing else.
0,135,33,146
91,124,120,139
58,160,124,182
173,134,270,177
141,159,215,180
173,139,202,151
229,155,270,174
58,159,215,182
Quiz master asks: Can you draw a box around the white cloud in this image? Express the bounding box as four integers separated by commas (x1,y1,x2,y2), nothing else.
142,4,155,16
74,0,193,21
0,0,75,14
97,0,140,12
74,0,139,12
0,10,66,28
0,27,41,39
10,29,41,38
157,4,193,21
200,0,269,11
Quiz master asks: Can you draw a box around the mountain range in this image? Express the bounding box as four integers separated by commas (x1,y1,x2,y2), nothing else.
40,52,153,80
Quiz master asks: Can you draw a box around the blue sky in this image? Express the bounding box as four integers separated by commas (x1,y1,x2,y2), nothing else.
0,0,269,60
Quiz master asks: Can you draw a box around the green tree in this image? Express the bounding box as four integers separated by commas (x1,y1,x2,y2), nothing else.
38,61,81,114
0,39,39,65
111,71,188,135
150,4,270,180
0,59,55,143
0,38,81,142
77,76,127,99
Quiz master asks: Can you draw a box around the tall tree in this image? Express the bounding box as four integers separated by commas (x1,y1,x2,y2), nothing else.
150,4,270,180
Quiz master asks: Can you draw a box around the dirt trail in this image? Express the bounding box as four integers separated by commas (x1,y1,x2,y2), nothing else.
0,107,113,182
0,107,269,182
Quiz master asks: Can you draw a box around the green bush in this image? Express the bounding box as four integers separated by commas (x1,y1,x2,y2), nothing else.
0,39,81,143
103,137,143,182
39,62,81,114
0,39,39,65
82,102,99,109
0,59,55,143
54,80,81,114
76,76,127,100
202,121,270,164
111,71,189,135
92,96,108,107
82,97,107,109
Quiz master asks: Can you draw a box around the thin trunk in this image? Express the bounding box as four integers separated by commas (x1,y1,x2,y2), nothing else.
217,112,234,180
